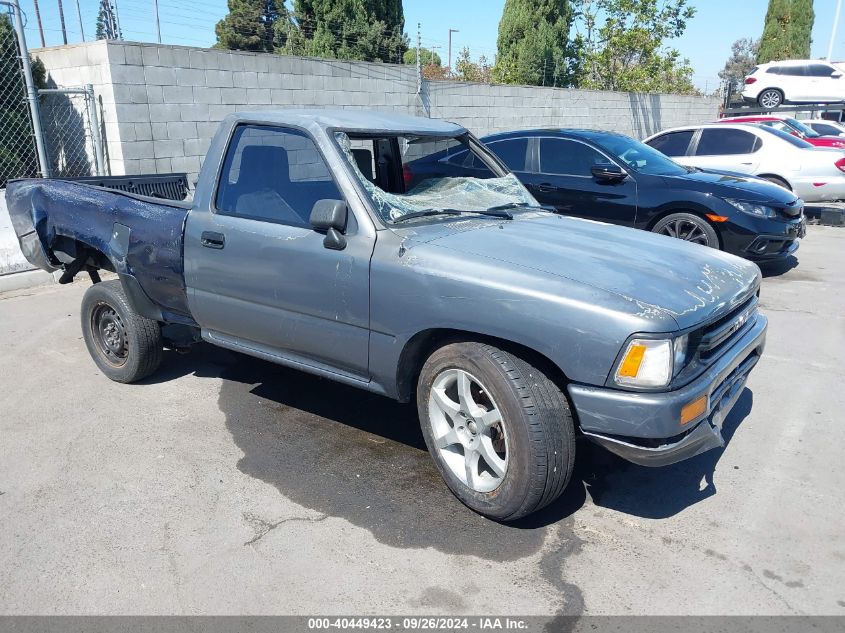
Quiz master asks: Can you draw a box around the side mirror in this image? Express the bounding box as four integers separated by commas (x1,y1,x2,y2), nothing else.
833,72,843,79
591,163,626,182
310,199,348,250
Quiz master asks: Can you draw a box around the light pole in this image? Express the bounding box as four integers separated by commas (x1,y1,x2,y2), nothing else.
829,0,842,61
448,28,459,76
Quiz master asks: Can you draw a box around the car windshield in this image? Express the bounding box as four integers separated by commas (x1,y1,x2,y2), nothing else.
754,125,815,148
785,117,820,138
335,131,540,223
591,134,689,176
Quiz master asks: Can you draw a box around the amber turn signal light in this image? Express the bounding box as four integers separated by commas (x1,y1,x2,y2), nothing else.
705,213,729,222
680,395,707,425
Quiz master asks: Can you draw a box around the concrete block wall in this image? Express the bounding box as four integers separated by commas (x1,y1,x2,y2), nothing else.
33,41,719,183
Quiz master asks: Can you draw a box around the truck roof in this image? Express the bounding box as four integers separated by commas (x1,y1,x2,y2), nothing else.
226,108,466,136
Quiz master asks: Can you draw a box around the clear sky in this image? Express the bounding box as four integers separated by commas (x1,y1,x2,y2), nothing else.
15,0,842,92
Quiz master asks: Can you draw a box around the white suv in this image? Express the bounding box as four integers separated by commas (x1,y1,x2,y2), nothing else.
742,59,845,108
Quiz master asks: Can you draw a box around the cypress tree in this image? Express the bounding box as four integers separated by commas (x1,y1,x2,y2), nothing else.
215,0,289,52
757,0,815,63
495,0,574,86
284,0,408,63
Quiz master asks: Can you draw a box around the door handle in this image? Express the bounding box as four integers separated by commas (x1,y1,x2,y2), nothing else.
200,231,225,249
536,183,557,192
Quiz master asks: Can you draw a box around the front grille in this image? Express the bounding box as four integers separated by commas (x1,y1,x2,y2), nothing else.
696,295,758,361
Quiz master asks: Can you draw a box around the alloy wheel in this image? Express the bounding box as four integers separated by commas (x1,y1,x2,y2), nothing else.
659,218,711,245
427,368,508,493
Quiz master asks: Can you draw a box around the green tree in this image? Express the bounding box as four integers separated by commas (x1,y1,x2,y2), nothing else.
1,15,45,186
571,0,698,94
403,46,441,67
455,47,493,83
283,0,408,63
719,38,760,97
215,0,290,52
495,0,575,86
757,0,815,63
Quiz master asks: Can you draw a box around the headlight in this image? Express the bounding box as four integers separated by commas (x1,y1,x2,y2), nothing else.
614,339,673,388
614,335,691,389
724,198,776,218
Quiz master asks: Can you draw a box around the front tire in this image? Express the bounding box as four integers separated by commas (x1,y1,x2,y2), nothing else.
652,212,720,249
81,280,163,383
757,88,784,109
417,342,575,521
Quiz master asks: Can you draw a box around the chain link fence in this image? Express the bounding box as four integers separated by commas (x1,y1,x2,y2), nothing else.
1,2,104,188
39,88,103,178
0,9,40,188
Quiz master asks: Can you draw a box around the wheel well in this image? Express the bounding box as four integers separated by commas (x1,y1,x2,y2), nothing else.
757,174,792,190
395,328,570,403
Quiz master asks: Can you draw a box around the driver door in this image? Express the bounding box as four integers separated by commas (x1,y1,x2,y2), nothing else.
184,124,375,378
521,137,638,226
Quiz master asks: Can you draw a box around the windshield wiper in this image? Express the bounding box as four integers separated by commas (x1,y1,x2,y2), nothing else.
485,202,555,214
392,206,522,224
391,209,463,223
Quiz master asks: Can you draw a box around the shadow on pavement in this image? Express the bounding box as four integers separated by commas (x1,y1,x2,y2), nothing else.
145,344,753,555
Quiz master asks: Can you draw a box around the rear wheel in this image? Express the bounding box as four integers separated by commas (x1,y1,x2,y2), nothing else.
81,280,163,383
652,212,720,249
757,89,784,109
417,342,575,521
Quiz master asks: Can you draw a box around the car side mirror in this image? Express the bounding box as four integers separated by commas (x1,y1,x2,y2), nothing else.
591,163,626,182
310,199,348,250
833,72,843,78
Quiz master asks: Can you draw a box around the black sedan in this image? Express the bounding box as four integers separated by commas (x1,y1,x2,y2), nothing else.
469,129,806,262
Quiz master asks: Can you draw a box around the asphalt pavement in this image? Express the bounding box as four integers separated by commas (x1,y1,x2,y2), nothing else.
1,226,843,617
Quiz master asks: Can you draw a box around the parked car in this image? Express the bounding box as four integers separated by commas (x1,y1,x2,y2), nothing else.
644,123,845,202
7,110,768,521
801,118,845,137
460,129,804,262
741,59,845,107
718,115,845,148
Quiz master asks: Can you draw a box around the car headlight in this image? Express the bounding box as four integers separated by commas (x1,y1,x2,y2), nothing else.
724,198,776,218
614,335,691,389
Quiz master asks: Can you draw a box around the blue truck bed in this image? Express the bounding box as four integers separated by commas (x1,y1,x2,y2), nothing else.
5,179,194,324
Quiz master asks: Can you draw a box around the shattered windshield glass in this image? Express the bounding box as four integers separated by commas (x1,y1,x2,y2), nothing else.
335,131,539,223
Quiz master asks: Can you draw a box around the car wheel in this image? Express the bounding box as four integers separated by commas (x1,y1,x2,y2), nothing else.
81,280,163,383
417,341,575,521
653,213,720,249
757,89,784,109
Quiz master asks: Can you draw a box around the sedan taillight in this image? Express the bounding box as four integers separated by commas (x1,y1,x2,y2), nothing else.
835,158,845,173
745,77,757,85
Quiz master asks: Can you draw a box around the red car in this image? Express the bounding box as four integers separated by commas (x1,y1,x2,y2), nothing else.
717,115,845,148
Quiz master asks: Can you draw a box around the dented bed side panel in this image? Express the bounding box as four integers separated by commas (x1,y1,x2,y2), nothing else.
5,179,192,320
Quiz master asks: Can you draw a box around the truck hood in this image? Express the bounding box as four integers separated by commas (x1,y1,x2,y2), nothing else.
397,212,760,330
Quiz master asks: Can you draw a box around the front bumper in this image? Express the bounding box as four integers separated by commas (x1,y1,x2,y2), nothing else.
568,313,767,467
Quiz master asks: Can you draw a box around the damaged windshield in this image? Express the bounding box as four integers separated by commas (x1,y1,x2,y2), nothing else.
335,131,540,223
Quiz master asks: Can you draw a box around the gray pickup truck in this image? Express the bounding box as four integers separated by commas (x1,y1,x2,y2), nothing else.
6,110,767,520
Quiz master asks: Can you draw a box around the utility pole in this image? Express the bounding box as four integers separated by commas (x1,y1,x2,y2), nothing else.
416,22,421,94
829,0,843,61
32,0,46,47
154,0,161,43
57,0,67,44
75,0,84,41
448,28,459,77
112,0,122,39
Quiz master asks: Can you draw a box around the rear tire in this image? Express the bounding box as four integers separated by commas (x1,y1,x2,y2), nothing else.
757,89,784,109
81,280,163,383
416,342,575,521
652,212,720,249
